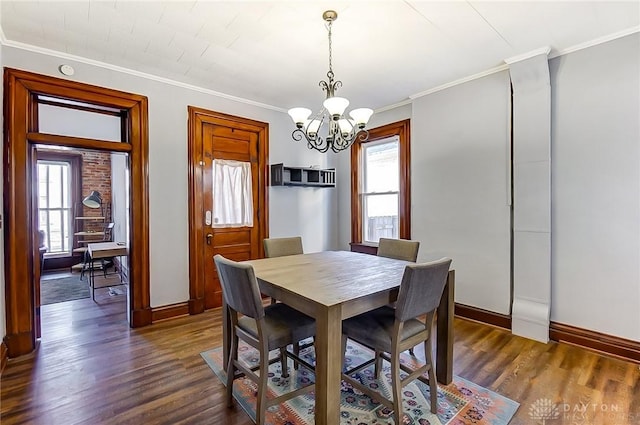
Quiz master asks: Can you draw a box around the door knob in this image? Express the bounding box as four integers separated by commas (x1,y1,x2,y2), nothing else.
206,233,213,245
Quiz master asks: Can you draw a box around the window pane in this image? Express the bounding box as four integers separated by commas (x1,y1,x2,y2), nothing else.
48,210,63,252
38,103,123,143
38,164,48,209
363,193,398,243
48,165,62,208
62,210,70,251
364,140,398,193
62,164,70,208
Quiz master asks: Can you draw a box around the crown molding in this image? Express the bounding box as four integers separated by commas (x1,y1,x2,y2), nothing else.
504,46,551,65
409,64,509,100
549,25,639,59
409,26,639,103
374,98,412,114
0,36,286,113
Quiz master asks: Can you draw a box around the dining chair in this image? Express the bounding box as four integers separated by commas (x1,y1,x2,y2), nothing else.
340,257,452,424
377,237,420,355
377,237,420,262
214,254,316,425
263,236,303,258
262,236,310,367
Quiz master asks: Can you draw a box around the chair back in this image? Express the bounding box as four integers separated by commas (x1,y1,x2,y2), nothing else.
377,238,420,262
395,257,452,322
214,254,265,320
263,236,303,258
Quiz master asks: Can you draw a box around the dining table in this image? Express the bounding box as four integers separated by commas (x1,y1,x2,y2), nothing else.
223,250,455,425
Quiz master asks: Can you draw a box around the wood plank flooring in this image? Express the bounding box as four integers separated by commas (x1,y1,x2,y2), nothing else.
1,290,638,425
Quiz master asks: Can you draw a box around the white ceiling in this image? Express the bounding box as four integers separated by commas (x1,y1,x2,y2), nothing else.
1,1,638,111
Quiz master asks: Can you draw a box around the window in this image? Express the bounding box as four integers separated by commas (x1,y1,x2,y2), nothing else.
38,160,73,254
362,138,399,242
351,119,411,245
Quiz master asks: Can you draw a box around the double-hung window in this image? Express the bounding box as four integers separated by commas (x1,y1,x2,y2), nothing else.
362,137,400,242
38,160,73,255
351,119,411,246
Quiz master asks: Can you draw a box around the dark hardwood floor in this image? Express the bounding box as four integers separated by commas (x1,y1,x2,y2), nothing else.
1,287,638,425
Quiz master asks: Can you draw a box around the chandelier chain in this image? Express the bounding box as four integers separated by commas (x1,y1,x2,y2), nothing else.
327,20,334,80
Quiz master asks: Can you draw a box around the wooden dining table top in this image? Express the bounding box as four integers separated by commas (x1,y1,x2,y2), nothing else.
245,250,408,308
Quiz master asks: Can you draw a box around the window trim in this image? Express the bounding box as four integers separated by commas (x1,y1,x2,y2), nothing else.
351,119,411,244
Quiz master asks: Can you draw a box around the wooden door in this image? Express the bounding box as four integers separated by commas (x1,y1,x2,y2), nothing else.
188,107,268,312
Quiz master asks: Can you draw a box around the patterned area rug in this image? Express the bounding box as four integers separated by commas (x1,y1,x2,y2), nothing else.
201,340,519,424
40,275,90,305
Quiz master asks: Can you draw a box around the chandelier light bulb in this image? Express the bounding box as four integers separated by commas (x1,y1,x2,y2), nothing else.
323,97,349,119
305,119,322,136
349,108,374,128
288,107,312,126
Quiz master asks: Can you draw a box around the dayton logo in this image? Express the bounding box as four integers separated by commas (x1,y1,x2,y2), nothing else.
529,398,560,424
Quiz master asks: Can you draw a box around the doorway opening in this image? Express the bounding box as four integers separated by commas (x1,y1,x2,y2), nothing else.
3,68,151,358
36,147,130,315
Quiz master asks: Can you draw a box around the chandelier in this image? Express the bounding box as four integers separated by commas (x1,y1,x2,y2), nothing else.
287,10,373,153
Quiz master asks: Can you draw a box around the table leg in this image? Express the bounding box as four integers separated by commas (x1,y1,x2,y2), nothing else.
314,305,342,425
436,270,455,384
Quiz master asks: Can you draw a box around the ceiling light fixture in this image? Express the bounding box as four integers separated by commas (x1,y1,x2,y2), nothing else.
288,10,373,153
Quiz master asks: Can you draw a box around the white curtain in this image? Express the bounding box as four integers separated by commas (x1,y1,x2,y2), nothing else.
212,159,254,228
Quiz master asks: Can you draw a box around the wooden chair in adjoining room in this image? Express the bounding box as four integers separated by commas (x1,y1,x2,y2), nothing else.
214,254,316,425
341,257,452,425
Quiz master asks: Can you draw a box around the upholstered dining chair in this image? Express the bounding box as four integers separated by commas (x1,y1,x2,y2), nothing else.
377,237,420,262
340,257,452,424
263,236,304,258
377,237,420,355
214,254,316,425
262,236,310,367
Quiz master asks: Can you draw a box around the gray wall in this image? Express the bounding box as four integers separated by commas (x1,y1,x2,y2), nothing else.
412,71,512,315
336,34,639,340
550,34,640,340
2,45,337,309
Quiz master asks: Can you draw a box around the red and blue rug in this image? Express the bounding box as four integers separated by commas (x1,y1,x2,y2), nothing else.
201,340,519,424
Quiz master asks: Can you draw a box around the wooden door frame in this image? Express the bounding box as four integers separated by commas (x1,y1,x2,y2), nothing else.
3,68,151,358
187,106,269,314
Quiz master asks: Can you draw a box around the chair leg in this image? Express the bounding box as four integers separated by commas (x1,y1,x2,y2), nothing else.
391,349,404,425
293,342,300,370
374,349,383,378
256,345,270,425
280,347,289,378
341,335,348,371
424,338,438,414
226,335,238,408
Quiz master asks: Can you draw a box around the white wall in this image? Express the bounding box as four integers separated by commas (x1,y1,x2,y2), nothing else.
111,152,129,272
550,33,640,340
2,46,337,309
412,71,512,315
336,103,412,250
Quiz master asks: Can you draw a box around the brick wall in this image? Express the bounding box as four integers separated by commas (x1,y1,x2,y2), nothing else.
80,151,112,233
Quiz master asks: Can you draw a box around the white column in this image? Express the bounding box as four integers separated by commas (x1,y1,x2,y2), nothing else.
507,47,551,343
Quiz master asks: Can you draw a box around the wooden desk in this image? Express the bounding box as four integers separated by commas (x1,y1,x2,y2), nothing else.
87,242,128,301
223,251,454,425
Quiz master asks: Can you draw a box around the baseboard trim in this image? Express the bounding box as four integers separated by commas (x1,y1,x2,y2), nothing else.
152,302,190,322
454,303,512,330
550,322,640,363
1,340,8,375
